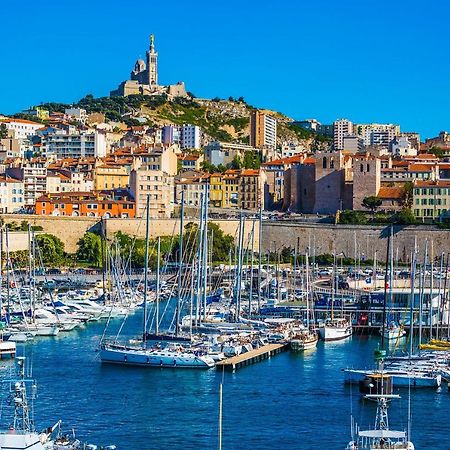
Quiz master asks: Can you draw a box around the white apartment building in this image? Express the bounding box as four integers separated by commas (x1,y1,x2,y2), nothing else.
46,170,93,193
181,124,201,149
64,108,88,124
0,118,43,139
0,177,25,213
356,123,400,147
42,131,107,159
162,125,181,145
391,136,417,157
333,119,353,150
6,161,48,207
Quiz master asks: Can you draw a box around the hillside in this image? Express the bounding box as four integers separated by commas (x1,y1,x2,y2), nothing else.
20,94,331,148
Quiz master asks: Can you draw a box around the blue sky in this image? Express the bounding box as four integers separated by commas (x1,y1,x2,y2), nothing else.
2,0,450,138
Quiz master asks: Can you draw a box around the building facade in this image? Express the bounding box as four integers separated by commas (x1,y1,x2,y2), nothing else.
42,131,107,159
0,177,25,213
250,111,277,149
333,119,353,151
35,190,135,218
129,166,175,218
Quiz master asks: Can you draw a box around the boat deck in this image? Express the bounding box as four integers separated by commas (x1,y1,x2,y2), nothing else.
216,343,288,371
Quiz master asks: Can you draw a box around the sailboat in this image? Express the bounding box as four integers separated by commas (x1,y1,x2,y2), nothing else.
290,253,318,351
100,195,215,369
379,227,405,341
343,240,442,388
319,253,352,341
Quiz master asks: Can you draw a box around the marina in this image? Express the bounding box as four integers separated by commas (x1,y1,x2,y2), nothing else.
0,199,450,448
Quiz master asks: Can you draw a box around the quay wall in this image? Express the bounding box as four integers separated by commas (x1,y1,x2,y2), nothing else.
260,223,450,262
1,215,449,260
1,215,259,253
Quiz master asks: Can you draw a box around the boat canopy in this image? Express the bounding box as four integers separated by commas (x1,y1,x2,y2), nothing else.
358,430,406,439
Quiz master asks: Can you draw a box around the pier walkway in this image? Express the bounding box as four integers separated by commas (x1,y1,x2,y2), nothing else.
216,343,289,371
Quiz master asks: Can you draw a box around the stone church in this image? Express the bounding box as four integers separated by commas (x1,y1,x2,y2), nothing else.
111,35,187,97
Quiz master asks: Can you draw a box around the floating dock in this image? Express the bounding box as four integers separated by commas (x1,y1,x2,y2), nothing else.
216,343,288,371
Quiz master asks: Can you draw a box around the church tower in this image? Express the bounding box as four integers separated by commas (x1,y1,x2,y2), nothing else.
146,34,158,87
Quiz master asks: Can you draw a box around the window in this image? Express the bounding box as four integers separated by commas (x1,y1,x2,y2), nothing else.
108,204,112,210
322,157,327,169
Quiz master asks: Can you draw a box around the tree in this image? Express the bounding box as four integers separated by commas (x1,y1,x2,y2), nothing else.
242,151,261,169
230,155,242,170
396,208,416,225
0,123,8,139
362,196,382,214
77,232,103,267
173,222,234,263
35,234,65,265
401,182,414,208
201,161,218,173
338,210,368,225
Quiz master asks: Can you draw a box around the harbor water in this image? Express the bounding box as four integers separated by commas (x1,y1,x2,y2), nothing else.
2,308,448,449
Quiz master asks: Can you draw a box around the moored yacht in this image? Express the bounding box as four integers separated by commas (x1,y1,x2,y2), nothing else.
100,341,215,368
319,317,352,341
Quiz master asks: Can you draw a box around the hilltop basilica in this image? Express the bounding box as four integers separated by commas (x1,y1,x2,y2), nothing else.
110,35,187,97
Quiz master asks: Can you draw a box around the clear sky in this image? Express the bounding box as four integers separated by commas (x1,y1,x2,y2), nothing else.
2,0,450,138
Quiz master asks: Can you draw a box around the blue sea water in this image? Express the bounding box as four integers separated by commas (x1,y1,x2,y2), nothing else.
1,308,448,449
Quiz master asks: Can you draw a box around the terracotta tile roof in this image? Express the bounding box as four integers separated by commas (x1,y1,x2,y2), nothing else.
415,180,450,187
0,118,41,126
408,164,433,172
378,186,404,199
240,169,260,176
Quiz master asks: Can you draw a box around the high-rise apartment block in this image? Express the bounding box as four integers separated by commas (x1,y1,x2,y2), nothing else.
250,111,277,149
333,119,353,150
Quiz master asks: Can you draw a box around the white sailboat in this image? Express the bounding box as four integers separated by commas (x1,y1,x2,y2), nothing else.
319,253,352,342
100,195,215,369
290,253,318,351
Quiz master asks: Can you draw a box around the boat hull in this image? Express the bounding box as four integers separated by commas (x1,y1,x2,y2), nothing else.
100,346,215,369
290,335,318,351
319,326,352,341
343,369,441,388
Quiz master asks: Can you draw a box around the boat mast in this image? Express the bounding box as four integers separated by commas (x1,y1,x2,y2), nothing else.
409,241,418,358
28,224,34,324
381,226,392,349
0,228,3,329
418,240,428,350
176,190,184,336
305,252,310,328
195,192,204,326
101,217,107,305
142,194,151,346
331,251,335,321
258,205,262,314
429,241,434,339
202,184,209,322
155,236,161,335
218,383,223,450
248,219,255,319
234,214,241,321
5,227,10,324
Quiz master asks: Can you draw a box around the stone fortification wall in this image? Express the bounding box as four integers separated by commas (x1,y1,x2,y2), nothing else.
2,215,449,261
260,222,450,262
1,215,259,253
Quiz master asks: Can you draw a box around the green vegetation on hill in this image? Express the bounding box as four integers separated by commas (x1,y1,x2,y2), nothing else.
15,94,329,148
